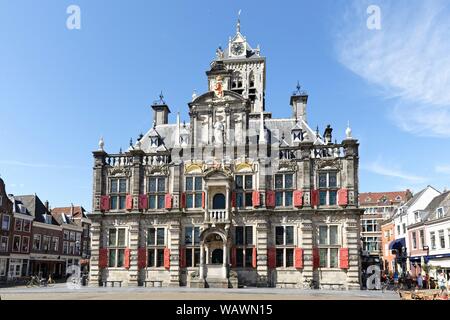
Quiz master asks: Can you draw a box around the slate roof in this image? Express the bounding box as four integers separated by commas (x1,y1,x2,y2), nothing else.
359,191,412,206
14,195,57,225
422,191,450,221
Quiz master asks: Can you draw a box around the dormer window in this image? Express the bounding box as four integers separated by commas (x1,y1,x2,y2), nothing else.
292,129,303,143
150,136,159,147
436,207,444,219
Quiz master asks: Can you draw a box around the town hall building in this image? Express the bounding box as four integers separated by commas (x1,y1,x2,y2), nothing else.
88,19,363,290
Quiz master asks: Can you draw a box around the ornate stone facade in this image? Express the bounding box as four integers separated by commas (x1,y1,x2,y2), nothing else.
88,20,363,290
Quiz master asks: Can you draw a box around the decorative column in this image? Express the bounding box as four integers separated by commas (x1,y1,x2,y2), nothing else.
169,222,181,287
256,222,269,287
128,221,140,286
88,221,102,287
345,215,362,290
222,242,227,278
301,215,314,288
199,243,205,279
225,185,230,221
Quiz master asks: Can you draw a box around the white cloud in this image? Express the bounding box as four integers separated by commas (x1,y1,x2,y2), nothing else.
364,160,426,184
435,165,450,175
335,0,450,137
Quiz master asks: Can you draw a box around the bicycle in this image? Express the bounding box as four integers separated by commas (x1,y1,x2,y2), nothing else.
47,275,56,287
303,278,318,289
26,275,41,288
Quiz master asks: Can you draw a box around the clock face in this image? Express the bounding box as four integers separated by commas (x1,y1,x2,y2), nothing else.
231,42,244,56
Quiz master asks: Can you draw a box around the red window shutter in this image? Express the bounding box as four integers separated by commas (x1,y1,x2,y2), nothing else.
252,247,257,268
99,248,108,269
295,248,304,269
138,247,147,270
293,190,303,207
340,248,349,269
124,248,131,269
100,196,110,212
252,191,260,207
138,194,148,210
181,193,186,209
265,190,275,208
165,193,172,210
231,192,236,208
268,247,276,269
311,189,319,207
313,247,320,269
231,246,237,267
164,247,170,269
201,192,205,209
126,194,133,210
338,189,348,206
179,246,186,268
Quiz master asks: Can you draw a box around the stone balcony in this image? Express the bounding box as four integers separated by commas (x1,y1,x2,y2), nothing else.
207,210,229,224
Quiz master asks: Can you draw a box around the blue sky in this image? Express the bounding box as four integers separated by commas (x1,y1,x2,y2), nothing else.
1,0,449,210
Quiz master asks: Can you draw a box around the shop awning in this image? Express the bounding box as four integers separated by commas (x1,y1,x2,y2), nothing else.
389,238,406,251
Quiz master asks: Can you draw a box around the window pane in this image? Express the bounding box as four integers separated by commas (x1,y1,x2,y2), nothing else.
319,248,328,268
285,174,293,189
319,191,327,206
235,175,243,189
236,248,244,267
109,229,117,246
194,177,202,191
285,191,293,207
117,229,126,246
157,228,165,246
148,249,155,267
319,226,328,245
185,227,193,245
275,175,283,189
329,191,337,205
245,226,253,245
157,249,164,267
330,226,338,245
119,196,126,209
111,196,118,210
245,248,253,267
117,249,124,267
186,194,193,208
194,248,200,267
119,179,127,193
329,173,337,188
109,249,116,267
275,192,283,207
236,192,244,208
186,177,193,191
194,227,200,245
110,179,118,193
149,195,156,209
235,227,244,245
285,226,294,245
286,249,294,267
245,193,252,207
186,248,192,267
194,194,202,208
330,248,339,268
275,227,284,245
149,178,157,192
158,178,166,192
319,173,327,188
148,228,155,246
157,195,164,209
245,175,253,189
276,249,284,267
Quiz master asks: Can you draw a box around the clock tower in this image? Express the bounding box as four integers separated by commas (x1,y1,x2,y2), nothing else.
215,15,266,117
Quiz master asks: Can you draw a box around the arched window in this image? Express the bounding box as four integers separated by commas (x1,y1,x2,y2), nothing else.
232,72,243,89
212,193,226,209
249,71,255,88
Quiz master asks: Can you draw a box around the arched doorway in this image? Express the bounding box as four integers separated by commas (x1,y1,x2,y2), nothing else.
211,249,223,264
213,193,226,209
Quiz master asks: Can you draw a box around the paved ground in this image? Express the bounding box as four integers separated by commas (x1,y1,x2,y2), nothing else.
0,284,399,300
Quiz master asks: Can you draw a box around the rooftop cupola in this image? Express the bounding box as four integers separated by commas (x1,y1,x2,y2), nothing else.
151,92,171,126
290,82,308,122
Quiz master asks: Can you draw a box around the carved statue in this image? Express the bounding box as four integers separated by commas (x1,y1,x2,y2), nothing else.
214,120,224,145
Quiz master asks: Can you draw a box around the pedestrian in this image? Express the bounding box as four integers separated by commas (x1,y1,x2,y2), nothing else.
417,273,423,290
438,272,447,293
394,271,399,285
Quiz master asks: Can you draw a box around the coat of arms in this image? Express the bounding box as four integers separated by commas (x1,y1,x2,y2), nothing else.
213,75,224,98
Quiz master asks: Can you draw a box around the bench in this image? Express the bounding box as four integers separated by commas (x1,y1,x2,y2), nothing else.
142,280,163,287
101,280,123,287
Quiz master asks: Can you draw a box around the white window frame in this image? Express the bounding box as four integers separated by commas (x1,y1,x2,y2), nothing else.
147,227,166,268
317,171,339,206
274,225,296,268
21,236,30,253
109,178,128,211
108,227,129,268
317,224,342,269
234,174,254,208
274,173,294,207
0,236,9,252
184,226,200,268
147,176,167,210
52,237,59,252
33,234,41,250
0,258,7,276
1,214,10,231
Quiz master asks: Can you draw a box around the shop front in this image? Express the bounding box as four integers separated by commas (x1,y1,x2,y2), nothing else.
29,254,65,279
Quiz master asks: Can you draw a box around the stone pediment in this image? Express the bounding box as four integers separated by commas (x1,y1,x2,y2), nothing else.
189,90,246,106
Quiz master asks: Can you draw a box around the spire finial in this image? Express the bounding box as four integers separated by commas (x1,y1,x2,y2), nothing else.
346,121,353,139
98,136,104,151
236,9,241,33
296,81,301,92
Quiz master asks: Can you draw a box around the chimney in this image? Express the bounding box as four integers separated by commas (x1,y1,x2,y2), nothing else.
151,92,171,126
45,200,49,211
